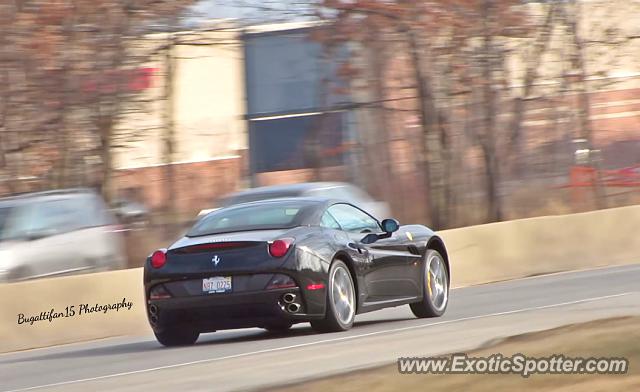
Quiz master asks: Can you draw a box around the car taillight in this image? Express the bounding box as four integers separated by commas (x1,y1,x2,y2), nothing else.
151,249,167,269
268,238,294,258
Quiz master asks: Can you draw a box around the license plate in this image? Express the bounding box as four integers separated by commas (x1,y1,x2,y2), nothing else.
202,276,232,294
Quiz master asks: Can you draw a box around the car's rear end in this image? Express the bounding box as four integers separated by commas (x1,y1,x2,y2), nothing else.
143,200,328,339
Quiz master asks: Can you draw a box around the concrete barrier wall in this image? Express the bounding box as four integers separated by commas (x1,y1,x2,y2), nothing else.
1,205,639,353
0,268,150,353
441,204,640,287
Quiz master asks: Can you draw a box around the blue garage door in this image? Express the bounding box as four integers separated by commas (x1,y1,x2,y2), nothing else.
249,112,346,173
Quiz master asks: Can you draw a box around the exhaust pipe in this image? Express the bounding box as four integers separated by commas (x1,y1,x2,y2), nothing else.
149,304,158,315
282,293,296,304
150,315,158,324
287,303,301,313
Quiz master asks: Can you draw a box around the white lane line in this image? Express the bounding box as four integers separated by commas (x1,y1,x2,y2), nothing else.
503,263,640,281
452,262,640,288
5,291,637,392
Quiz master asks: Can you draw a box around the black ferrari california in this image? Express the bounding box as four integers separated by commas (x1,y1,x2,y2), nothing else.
144,198,450,346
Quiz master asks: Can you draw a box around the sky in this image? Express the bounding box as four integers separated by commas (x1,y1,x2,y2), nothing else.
188,0,246,19
185,0,313,26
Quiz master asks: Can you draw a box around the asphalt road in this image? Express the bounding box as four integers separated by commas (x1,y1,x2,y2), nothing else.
2,264,640,392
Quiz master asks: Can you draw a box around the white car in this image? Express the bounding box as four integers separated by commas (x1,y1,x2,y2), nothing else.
0,189,126,282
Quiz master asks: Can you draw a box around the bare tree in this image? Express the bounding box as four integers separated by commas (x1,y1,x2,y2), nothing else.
0,0,195,198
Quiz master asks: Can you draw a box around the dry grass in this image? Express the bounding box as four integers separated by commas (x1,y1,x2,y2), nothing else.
269,317,640,392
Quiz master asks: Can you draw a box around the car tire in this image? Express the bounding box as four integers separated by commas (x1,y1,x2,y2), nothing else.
311,260,356,333
154,328,199,347
410,249,449,318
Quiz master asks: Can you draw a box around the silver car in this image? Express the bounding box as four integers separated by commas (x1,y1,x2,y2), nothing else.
0,189,126,282
199,182,391,220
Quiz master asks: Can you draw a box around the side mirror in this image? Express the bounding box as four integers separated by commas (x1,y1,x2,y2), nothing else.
381,218,400,233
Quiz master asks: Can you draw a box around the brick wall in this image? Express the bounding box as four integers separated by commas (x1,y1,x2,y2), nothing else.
254,166,348,186
113,154,246,216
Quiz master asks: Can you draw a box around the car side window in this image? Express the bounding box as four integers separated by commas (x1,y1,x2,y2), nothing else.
320,212,341,230
69,195,100,229
20,200,67,237
91,195,117,226
0,196,99,240
326,204,380,233
35,199,83,233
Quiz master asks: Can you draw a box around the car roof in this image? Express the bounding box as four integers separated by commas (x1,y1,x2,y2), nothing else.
220,196,336,209
225,182,352,198
0,188,96,207
209,196,363,217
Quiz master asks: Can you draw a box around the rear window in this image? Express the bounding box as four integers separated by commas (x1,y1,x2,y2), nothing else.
188,201,314,237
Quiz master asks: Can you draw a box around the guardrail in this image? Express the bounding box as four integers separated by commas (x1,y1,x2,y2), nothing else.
1,204,639,353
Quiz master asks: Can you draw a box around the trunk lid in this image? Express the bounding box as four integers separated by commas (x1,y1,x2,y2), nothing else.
163,229,292,275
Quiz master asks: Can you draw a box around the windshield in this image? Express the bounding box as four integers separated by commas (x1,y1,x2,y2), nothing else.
188,200,315,237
